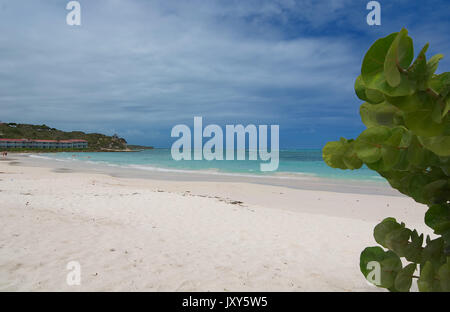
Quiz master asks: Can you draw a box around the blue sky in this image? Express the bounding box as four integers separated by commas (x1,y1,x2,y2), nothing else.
0,0,449,148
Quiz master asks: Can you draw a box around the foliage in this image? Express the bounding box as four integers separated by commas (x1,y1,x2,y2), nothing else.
323,29,450,292
0,123,128,151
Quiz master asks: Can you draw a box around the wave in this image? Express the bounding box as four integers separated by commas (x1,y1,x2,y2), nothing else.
125,164,319,180
29,152,383,183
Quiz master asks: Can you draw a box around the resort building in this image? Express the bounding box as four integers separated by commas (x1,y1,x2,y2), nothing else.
0,139,88,149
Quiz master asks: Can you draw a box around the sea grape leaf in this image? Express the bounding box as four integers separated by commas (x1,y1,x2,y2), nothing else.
322,139,362,170
355,126,391,163
403,230,424,263
355,75,369,102
359,102,399,128
421,238,444,267
362,32,398,89
384,93,423,113
418,135,450,157
384,227,411,256
380,146,400,171
427,54,444,77
438,258,450,291
408,174,429,204
373,217,403,248
362,31,415,96
322,141,347,169
360,246,402,289
408,44,429,90
444,97,450,117
342,146,363,170
429,72,450,94
431,101,443,124
384,29,414,87
425,204,450,235
404,109,446,137
407,136,425,166
365,89,385,104
355,75,384,104
323,29,450,292
394,263,417,292
418,261,436,292
423,180,450,204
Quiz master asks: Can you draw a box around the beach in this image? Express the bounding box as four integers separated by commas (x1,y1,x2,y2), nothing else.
0,155,431,291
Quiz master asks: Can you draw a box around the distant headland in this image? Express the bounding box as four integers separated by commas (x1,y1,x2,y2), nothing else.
0,122,153,152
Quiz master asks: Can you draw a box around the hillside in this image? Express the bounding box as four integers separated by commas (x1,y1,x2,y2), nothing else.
0,123,129,151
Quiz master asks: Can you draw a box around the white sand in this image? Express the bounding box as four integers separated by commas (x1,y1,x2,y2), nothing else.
0,158,431,291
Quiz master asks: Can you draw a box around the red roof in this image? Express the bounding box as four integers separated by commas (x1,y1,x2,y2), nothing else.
33,140,57,142
0,138,87,142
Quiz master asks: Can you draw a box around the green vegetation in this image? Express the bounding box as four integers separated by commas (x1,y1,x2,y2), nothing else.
0,123,128,151
323,29,450,292
126,144,154,150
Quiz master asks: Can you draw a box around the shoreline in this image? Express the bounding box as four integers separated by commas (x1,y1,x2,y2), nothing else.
11,153,394,197
0,156,430,291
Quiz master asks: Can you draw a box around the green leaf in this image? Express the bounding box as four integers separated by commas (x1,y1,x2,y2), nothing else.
444,97,450,117
355,127,391,163
355,75,369,102
360,247,402,289
384,29,414,87
362,31,415,96
427,54,444,77
406,136,424,165
322,139,362,170
408,44,429,90
362,32,398,88
429,73,450,94
421,237,444,267
342,148,363,170
418,261,436,292
408,174,429,204
423,180,450,205
394,263,417,292
431,101,443,123
380,146,401,171
438,258,450,291
365,89,385,104
324,30,450,292
418,135,450,156
359,102,399,128
403,230,424,263
355,75,384,104
373,217,403,247
385,227,411,256
322,141,347,169
404,109,446,137
385,93,423,113
425,204,450,235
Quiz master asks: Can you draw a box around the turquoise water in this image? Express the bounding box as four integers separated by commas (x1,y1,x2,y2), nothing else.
35,149,383,181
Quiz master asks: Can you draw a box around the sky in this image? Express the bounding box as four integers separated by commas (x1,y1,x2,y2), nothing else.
0,0,449,148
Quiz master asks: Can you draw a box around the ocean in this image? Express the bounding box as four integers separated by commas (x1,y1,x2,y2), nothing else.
34,149,383,182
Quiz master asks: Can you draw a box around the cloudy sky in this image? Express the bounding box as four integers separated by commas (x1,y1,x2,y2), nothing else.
1,0,449,148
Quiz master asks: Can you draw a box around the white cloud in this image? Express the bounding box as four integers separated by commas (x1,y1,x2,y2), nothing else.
1,0,448,146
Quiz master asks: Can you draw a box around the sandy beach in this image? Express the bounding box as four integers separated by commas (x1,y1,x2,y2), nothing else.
0,155,431,291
